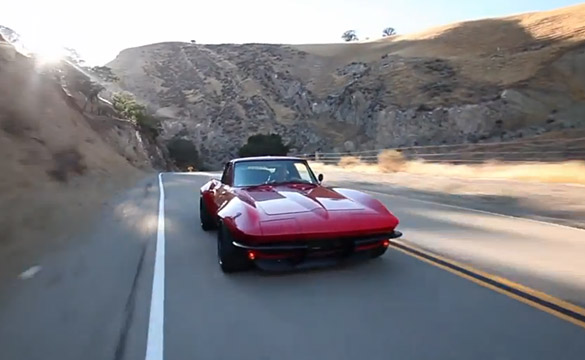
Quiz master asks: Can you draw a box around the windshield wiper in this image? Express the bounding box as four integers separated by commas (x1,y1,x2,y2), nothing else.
267,180,314,186
240,183,272,190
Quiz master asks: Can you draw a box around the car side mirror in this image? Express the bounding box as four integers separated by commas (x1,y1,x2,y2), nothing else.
318,173,324,183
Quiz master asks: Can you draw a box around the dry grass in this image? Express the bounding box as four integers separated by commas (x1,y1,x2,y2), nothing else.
378,150,407,172
293,2,585,106
338,156,363,168
296,2,585,63
402,160,585,184
312,153,585,185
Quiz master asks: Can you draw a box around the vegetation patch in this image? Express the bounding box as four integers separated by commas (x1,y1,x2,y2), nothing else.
378,150,406,172
238,133,289,157
112,92,161,136
47,148,87,182
0,110,32,137
166,138,200,170
338,156,363,167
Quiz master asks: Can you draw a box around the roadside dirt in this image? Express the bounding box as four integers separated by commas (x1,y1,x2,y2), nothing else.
315,165,585,230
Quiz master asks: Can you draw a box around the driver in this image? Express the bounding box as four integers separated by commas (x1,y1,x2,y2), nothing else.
272,166,288,183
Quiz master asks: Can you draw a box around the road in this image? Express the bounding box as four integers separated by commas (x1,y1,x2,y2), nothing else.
326,178,585,308
0,172,584,360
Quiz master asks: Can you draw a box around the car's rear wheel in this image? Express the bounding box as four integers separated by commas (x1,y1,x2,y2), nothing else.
370,245,388,259
200,198,215,231
217,222,252,273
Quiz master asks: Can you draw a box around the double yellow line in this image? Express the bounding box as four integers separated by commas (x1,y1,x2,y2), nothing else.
390,240,585,330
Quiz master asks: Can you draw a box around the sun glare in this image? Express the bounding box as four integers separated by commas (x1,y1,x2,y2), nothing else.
33,45,65,64
37,52,64,65
20,35,66,65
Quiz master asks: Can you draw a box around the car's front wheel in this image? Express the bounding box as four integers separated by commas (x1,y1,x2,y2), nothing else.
217,222,252,273
200,198,215,231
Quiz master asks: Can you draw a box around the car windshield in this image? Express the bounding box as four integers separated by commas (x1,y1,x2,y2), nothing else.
233,159,318,187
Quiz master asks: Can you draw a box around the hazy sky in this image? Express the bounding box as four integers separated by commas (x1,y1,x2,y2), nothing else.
1,0,582,65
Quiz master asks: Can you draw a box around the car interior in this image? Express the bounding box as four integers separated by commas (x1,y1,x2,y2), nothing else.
232,161,310,187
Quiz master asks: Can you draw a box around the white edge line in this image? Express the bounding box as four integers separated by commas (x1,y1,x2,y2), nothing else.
145,172,165,360
361,188,585,233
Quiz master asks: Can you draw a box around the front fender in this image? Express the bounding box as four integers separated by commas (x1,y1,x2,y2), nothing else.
333,187,394,216
218,198,262,240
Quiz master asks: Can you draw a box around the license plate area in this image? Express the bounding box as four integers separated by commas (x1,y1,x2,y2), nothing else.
307,239,353,257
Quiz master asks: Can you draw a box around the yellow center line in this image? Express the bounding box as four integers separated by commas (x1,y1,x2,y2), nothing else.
390,239,585,330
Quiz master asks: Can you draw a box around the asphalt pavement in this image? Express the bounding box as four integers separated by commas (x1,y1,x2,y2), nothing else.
327,180,585,308
1,172,584,360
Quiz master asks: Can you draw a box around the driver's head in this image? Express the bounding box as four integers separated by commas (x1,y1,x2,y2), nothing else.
274,166,287,181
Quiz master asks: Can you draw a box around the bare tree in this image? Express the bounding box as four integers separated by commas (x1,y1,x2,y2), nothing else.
382,27,396,37
341,30,358,42
90,66,119,82
81,81,105,113
64,47,85,66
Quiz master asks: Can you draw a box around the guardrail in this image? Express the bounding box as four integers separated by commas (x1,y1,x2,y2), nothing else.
294,136,585,164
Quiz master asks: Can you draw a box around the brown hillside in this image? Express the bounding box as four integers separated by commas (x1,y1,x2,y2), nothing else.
293,2,585,102
108,3,585,168
0,44,161,280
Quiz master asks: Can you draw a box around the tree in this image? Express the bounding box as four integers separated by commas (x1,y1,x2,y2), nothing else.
112,92,145,121
190,40,196,44
382,27,396,37
82,81,105,113
341,30,358,42
90,66,119,82
166,138,199,169
63,47,85,66
238,134,289,157
112,92,161,135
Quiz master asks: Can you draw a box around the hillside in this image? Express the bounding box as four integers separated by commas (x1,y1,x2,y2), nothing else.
0,38,170,278
107,3,585,168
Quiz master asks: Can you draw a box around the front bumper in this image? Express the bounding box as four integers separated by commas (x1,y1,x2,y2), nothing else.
232,230,402,262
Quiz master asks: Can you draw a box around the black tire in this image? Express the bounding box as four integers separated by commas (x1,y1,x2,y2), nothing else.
217,222,252,273
370,246,388,259
200,198,215,231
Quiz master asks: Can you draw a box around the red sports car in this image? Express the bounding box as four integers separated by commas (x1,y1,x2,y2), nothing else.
199,156,402,273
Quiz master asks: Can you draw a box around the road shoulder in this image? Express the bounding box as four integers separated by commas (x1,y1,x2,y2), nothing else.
322,169,585,230
0,174,160,360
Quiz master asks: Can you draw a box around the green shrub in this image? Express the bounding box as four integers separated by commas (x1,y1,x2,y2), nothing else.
238,133,289,157
167,138,199,170
112,92,160,136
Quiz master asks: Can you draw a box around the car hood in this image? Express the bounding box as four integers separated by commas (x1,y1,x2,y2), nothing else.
238,184,367,216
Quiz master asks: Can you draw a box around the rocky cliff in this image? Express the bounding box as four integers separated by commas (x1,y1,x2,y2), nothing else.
107,3,585,168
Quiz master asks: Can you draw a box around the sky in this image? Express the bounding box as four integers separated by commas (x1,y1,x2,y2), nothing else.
1,0,582,65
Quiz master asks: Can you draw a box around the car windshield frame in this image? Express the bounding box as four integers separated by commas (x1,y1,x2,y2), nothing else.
232,159,319,187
